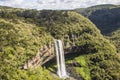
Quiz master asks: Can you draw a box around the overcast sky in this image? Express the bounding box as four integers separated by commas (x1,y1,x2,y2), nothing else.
0,0,119,10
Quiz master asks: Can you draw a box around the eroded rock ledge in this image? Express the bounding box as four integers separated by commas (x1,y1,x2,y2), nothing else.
22,43,55,69
21,42,83,69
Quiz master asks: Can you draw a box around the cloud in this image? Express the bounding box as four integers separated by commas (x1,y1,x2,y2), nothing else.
0,0,24,8
0,0,120,10
0,0,23,5
37,0,56,5
35,0,120,9
0,0,11,1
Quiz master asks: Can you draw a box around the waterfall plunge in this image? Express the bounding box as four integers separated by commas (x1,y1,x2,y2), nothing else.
54,40,68,78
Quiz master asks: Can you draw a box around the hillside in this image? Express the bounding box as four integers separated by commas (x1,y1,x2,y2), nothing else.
108,29,120,53
0,6,120,80
74,4,120,53
74,4,120,18
0,11,56,79
75,4,120,34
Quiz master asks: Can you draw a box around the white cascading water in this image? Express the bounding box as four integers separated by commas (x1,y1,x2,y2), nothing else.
54,39,68,78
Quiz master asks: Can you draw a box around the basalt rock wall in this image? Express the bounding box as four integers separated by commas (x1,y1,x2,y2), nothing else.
22,43,55,69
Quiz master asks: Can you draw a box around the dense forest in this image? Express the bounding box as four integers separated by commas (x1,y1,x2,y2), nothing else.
75,4,120,53
0,4,120,80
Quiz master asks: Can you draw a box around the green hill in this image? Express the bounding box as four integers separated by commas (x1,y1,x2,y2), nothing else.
108,29,120,53
74,4,120,34
74,4,120,18
0,5,120,80
0,11,56,80
74,4,120,53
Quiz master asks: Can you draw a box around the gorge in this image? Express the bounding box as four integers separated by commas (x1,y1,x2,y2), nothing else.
0,5,120,80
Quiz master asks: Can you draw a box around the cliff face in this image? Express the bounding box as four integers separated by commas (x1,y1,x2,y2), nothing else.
21,42,83,69
22,43,55,69
21,42,76,69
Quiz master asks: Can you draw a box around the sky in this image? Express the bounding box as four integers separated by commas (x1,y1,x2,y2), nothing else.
0,0,120,10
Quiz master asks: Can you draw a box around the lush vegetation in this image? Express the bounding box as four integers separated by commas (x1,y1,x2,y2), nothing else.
108,29,120,53
15,10,116,53
0,12,55,79
75,4,120,53
75,4,120,35
88,53,120,80
0,5,120,80
65,52,120,80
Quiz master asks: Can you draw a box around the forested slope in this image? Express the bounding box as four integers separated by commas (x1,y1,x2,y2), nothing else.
74,4,120,53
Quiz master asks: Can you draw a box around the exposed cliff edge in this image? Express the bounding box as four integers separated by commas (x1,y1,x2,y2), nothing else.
22,43,54,69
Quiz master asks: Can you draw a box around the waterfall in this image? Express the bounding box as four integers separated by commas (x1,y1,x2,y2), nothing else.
54,39,68,78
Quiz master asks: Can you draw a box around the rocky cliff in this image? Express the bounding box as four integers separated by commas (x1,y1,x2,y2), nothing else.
22,43,55,69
